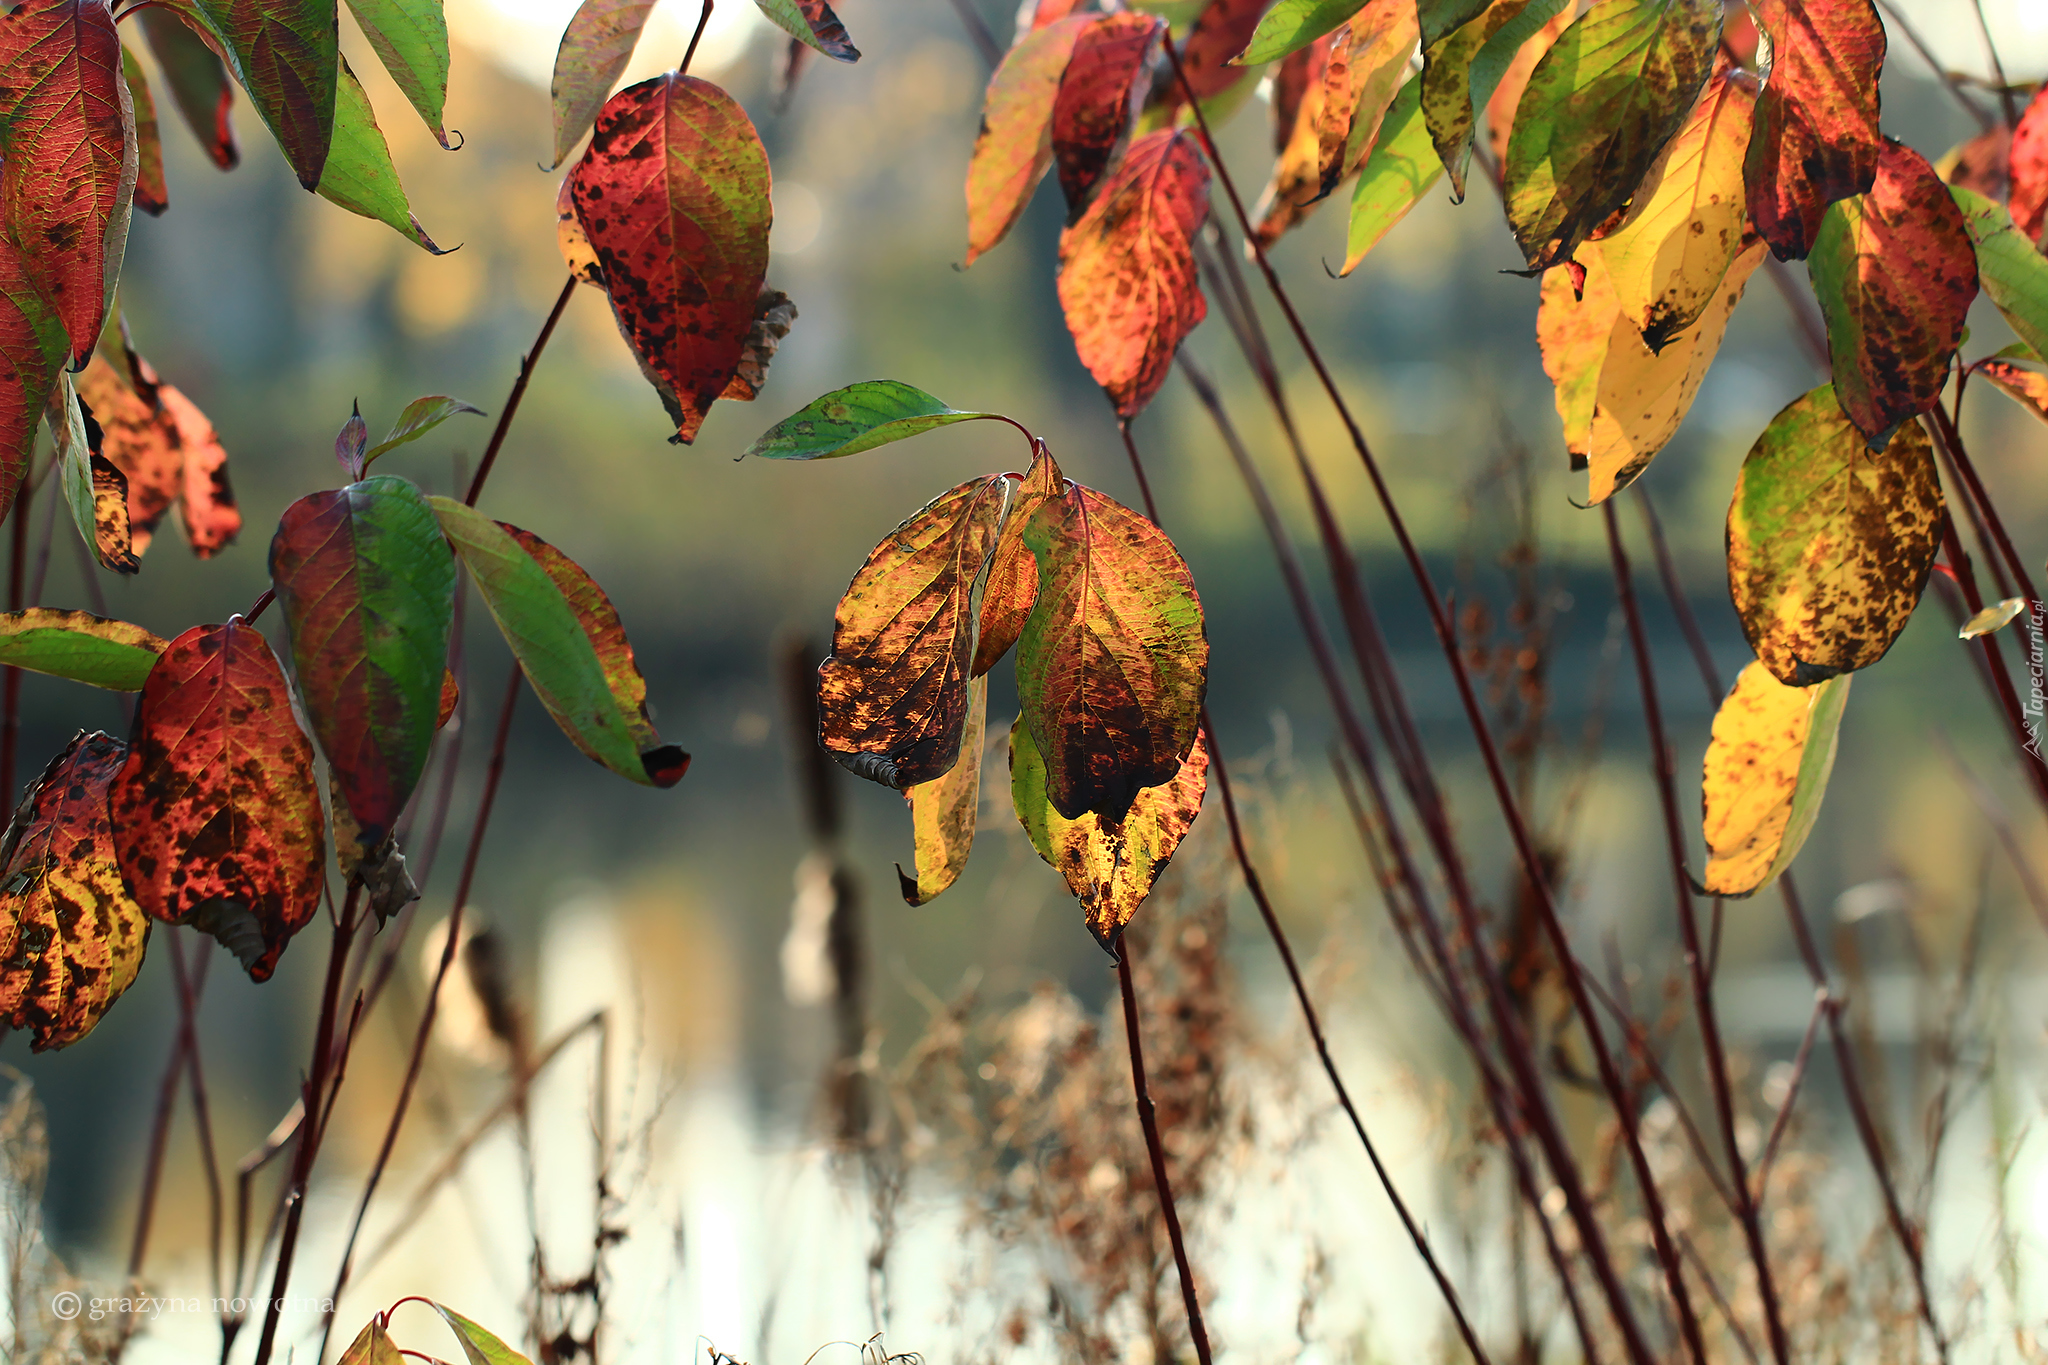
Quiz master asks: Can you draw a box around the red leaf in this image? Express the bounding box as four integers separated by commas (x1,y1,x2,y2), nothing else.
1023,0,1089,30
1744,0,1884,260
1940,121,2010,203
124,45,168,216
1161,0,1264,109
1050,12,1162,216
1056,128,1209,420
2011,85,2048,245
138,8,238,171
0,239,69,529
110,620,325,981
964,15,1092,265
569,74,771,444
76,343,238,558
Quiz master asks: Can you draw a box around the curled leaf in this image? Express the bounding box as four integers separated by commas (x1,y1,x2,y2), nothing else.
973,441,1064,677
315,57,446,253
334,400,367,480
51,372,137,574
745,380,1001,460
717,288,798,403
897,672,986,906
124,45,168,216
0,608,165,689
1700,661,1850,897
1960,598,2027,640
1977,358,2048,428
364,394,486,463
139,8,237,170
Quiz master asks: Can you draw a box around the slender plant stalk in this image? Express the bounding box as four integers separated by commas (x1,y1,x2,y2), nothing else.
1934,508,2048,810
127,1004,186,1278
1,462,30,805
1871,0,1992,129
167,932,227,1302
463,276,577,508
1929,400,2040,606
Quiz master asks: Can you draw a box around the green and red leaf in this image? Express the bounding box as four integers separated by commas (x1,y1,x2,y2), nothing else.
178,0,339,189
547,0,654,169
343,0,449,146
1050,12,1162,216
752,0,858,62
0,235,68,528
124,46,168,216
0,608,164,689
1743,0,1884,260
964,15,1092,265
139,8,238,170
110,620,324,981
50,371,137,574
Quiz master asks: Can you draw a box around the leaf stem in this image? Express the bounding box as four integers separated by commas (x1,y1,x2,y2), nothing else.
464,275,578,507
680,0,714,76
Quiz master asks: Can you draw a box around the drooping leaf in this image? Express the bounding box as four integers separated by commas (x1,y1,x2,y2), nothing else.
269,473,456,851
176,0,339,190
1340,75,1441,274
0,732,147,1050
0,608,165,689
77,342,238,558
1502,0,1720,273
1700,661,1850,897
1744,0,1883,260
817,474,1013,788
1270,35,1318,147
1314,0,1415,199
1539,236,1764,503
0,236,69,529
343,0,449,145
2011,84,2048,245
110,620,324,981
1057,128,1209,420
429,498,689,787
1596,71,1755,351
51,372,137,574
1251,34,1332,246
1978,359,2048,428
716,288,797,402
1953,187,2048,366
745,380,1002,460
0,0,134,365
315,57,446,253
975,441,1063,677
1726,384,1943,687
963,15,1093,266
1016,481,1206,823
124,46,168,216
1418,0,1490,49
547,0,654,169
1162,0,1266,108
363,395,484,463
1024,0,1088,31
1010,716,1208,945
139,8,238,170
897,672,986,906
1050,12,1163,215
1419,0,1526,200
428,1304,536,1365
751,0,858,62
1959,597,2026,639
556,173,603,284
570,74,772,444
1808,139,1976,446
1234,0,1361,65
336,1319,407,1365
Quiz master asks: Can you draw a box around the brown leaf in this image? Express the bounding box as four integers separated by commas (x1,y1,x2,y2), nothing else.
717,288,798,402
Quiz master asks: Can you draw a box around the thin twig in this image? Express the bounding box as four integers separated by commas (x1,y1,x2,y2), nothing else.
1,462,30,805
1873,0,1994,130
1754,989,1826,1203
463,277,577,507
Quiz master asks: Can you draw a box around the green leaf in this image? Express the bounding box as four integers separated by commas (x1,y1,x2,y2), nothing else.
177,0,339,189
1468,0,1567,115
430,1305,535,1365
363,395,485,464
1418,0,1491,48
0,608,166,690
344,0,451,145
1419,0,1524,199
744,381,1004,460
138,9,239,170
316,58,446,253
1993,340,2043,364
1954,186,2048,366
751,0,859,62
1341,76,1440,274
1233,0,1363,65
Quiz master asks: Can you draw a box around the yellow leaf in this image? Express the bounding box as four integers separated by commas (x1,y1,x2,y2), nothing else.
1701,660,1851,897
898,674,988,906
1959,597,2027,639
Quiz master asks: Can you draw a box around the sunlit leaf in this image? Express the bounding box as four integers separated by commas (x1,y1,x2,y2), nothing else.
1960,597,2026,640
110,620,324,981
964,15,1092,266
1314,0,1415,200
1011,717,1208,945
0,236,69,528
429,1304,535,1365
139,8,238,170
363,394,484,463
1340,76,1440,274
1469,0,1568,161
77,341,239,558
1936,121,2009,202
569,74,771,444
555,173,603,284
124,46,168,216
1161,0,1266,109
0,608,165,689
974,440,1064,677
1419,0,1527,200
1017,480,1206,823
1726,383,1942,687
1251,35,1332,246
1057,128,1209,420
344,0,449,145
745,380,1001,460
1953,186,2048,366
50,372,137,574
817,474,1012,788
1744,0,1884,260
1808,139,1976,446
269,473,456,853
2011,84,2048,245
0,732,147,1049
316,58,446,253
1234,0,1361,65
172,0,338,190
547,0,654,169
1700,660,1850,897
1050,13,1162,215
897,672,986,906
751,0,858,62
1978,359,2048,428
337,1318,407,1365
1417,0,1489,49
1502,0,1720,273
429,498,689,787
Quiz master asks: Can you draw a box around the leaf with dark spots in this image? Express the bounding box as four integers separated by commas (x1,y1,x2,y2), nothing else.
1418,0,1526,202
269,473,456,853
50,372,136,574
569,74,772,444
1418,0,1491,50
78,336,237,558
964,15,1092,265
897,672,986,906
1700,661,1850,897
0,608,165,690
1978,359,2048,428
0,0,134,365
752,0,858,63
1808,139,1976,445
1160,0,1266,110
745,380,1001,460
109,620,324,982
547,0,654,169
0,731,147,1049
168,0,337,190
818,474,1013,790
1056,128,1209,420
1938,121,2009,203
1010,716,1207,947
556,173,604,284
0,245,65,535
363,394,485,464
1050,13,1162,217
717,288,797,402
1250,33,1332,246
1502,0,1721,273
1743,0,1883,260
974,439,1063,677
1313,0,1413,200
124,45,168,216
1016,480,1207,824
1726,383,1943,687
430,498,688,787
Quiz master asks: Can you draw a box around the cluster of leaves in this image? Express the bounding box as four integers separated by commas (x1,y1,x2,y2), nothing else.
337,1298,533,1365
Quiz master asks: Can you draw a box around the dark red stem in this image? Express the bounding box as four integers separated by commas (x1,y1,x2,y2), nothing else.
464,277,577,508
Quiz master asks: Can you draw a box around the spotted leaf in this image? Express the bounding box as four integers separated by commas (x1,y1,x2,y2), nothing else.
1700,660,1850,897
547,0,654,169
0,608,164,689
897,672,986,906
1050,12,1162,216
1744,0,1883,260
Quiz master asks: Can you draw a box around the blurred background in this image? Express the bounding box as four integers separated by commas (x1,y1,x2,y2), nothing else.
6,0,2048,1359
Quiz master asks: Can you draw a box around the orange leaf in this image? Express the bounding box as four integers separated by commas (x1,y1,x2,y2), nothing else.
964,15,1092,266
974,440,1064,677
1314,0,1414,198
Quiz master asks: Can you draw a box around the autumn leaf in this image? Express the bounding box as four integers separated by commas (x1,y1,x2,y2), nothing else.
1163,0,1266,109
2011,85,2048,245
1050,12,1162,216
77,340,239,558
344,0,449,146
1808,139,1976,446
124,47,168,216
1251,35,1330,245
1057,128,1209,420
1726,384,1942,687
817,474,1013,788
1472,0,1569,171
0,732,148,1049
50,371,137,574
1341,76,1441,274
1977,359,2048,428
0,236,69,529
1016,480,1206,823
1315,0,1415,200
269,473,456,852
745,380,1003,460
175,0,339,190
1235,0,1362,65
1744,0,1884,260
752,0,858,62
110,620,325,981
0,0,135,365
569,74,772,444
1418,0,1490,49
1699,660,1850,897
1953,187,2048,366
1010,716,1208,946
717,288,797,402
428,1304,536,1365
964,15,1092,265
430,498,689,787
556,174,603,284
974,440,1064,677
897,672,986,906
547,0,654,169
139,8,237,170
315,58,446,253
336,1319,406,1365
1502,0,1720,273
1937,121,2009,203
1419,0,1527,200
0,608,165,689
